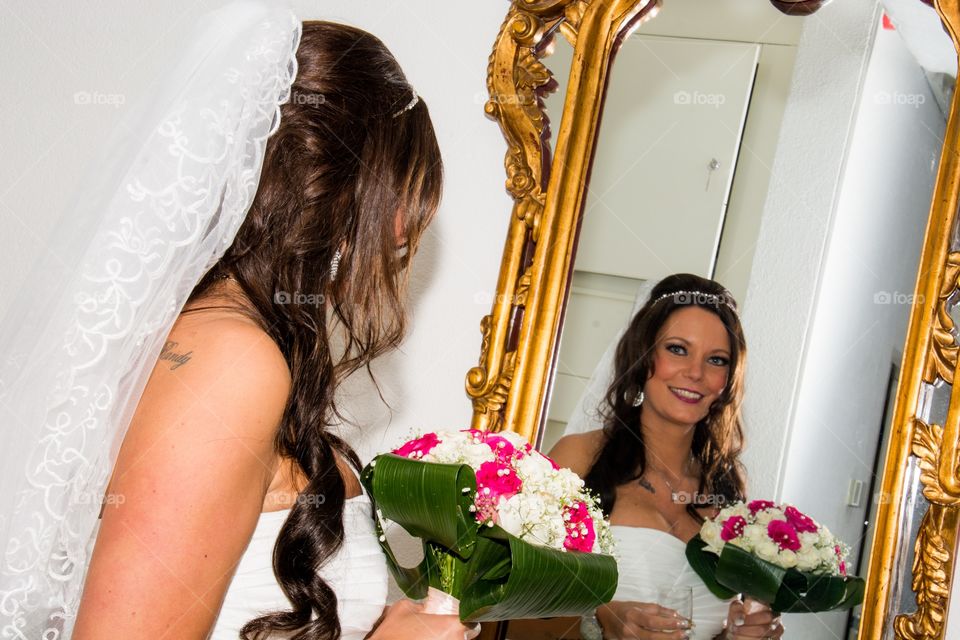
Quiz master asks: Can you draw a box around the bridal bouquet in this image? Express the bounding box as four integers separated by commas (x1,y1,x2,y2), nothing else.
685,500,865,613
361,429,618,622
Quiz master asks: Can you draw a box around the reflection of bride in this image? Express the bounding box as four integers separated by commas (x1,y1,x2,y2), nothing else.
0,4,468,639
550,274,784,640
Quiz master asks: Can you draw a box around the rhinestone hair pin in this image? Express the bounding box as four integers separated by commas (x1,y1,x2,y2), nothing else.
652,289,738,314
392,91,419,118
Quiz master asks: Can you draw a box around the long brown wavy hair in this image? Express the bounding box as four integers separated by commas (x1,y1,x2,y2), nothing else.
583,274,747,523
182,22,442,640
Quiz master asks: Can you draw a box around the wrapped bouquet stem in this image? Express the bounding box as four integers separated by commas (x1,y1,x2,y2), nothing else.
361,429,618,622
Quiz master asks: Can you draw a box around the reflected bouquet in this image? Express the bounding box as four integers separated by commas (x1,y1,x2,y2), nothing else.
686,500,864,613
362,429,618,622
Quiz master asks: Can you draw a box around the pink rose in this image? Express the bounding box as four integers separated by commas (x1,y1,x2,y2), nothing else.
767,520,801,551
563,501,596,552
482,435,517,463
476,461,522,500
393,433,440,459
473,461,522,525
784,506,818,533
541,452,561,470
748,499,776,515
835,546,847,576
720,515,746,541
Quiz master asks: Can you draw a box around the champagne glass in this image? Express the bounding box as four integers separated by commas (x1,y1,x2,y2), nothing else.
633,584,694,628
657,585,693,625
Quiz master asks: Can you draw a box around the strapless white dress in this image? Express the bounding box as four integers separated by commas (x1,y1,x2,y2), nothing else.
210,492,388,639
612,526,733,640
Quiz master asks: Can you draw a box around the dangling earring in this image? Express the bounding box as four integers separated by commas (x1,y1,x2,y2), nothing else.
329,248,342,282
632,390,644,407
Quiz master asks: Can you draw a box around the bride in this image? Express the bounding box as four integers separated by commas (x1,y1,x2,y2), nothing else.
0,4,469,639
550,274,785,640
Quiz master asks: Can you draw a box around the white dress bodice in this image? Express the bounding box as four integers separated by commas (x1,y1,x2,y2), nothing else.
612,526,732,640
210,492,388,639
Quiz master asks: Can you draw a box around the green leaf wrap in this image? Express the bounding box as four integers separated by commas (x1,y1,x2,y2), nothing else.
459,525,618,622
361,454,478,559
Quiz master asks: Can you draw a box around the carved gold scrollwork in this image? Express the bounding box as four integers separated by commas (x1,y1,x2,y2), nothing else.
924,252,960,384
913,418,960,506
468,0,657,440
895,506,954,640
466,1,577,430
888,418,960,639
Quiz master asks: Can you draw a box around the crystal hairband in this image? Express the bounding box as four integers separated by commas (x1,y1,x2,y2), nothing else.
652,289,738,314
392,91,419,118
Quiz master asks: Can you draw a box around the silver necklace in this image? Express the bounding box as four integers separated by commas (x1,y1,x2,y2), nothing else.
644,456,696,504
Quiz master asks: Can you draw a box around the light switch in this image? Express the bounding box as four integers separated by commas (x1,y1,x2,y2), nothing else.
847,479,864,507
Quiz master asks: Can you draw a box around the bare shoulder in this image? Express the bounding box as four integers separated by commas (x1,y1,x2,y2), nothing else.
547,430,607,478
74,310,294,636
162,309,290,380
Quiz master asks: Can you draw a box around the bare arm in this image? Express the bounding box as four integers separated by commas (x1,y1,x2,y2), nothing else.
73,317,291,639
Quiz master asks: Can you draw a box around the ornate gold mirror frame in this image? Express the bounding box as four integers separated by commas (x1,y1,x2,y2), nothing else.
468,0,960,637
466,0,660,440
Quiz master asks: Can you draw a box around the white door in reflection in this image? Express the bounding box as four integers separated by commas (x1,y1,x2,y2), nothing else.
544,35,760,445
575,35,759,280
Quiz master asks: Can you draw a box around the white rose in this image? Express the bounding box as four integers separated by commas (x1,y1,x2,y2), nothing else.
424,438,458,464
497,494,524,537
744,523,766,542
729,503,751,520
497,430,528,448
554,468,585,493
701,521,724,554
756,540,779,562
796,549,819,571
527,517,567,550
517,452,555,479
778,549,798,568
755,509,781,525
798,531,818,549
469,443,500,469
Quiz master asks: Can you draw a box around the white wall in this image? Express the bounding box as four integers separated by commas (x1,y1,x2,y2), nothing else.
740,0,882,498
744,4,948,639
0,1,512,463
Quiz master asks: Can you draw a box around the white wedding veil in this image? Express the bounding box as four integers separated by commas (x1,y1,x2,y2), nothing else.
0,3,301,636
562,278,659,437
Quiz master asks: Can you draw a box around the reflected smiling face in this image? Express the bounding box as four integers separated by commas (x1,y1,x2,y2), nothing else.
643,306,732,428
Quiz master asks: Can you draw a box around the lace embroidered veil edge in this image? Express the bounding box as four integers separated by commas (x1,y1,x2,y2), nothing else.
0,3,301,637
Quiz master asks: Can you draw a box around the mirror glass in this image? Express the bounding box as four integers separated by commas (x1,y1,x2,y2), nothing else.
506,1,955,638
